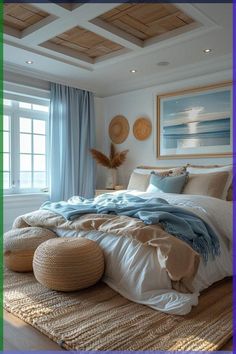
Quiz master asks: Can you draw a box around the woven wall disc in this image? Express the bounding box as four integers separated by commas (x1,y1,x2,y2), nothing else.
109,115,129,144
133,117,152,141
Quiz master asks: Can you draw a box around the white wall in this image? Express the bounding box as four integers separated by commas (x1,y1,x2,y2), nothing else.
4,194,49,232
100,70,232,188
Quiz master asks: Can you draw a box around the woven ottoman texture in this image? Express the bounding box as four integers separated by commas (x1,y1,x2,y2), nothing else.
33,238,105,292
4,227,57,272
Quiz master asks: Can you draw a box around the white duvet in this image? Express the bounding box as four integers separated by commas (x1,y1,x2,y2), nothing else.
56,190,232,315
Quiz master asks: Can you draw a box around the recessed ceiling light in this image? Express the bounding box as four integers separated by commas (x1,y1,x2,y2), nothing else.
25,60,34,64
130,69,137,73
203,49,212,53
157,61,170,66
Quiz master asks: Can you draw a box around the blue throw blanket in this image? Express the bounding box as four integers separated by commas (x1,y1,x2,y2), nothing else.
41,193,220,262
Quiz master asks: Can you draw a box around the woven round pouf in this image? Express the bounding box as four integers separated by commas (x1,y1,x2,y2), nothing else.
33,238,105,292
4,227,57,272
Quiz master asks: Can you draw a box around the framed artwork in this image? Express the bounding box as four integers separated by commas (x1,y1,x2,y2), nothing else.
157,82,232,159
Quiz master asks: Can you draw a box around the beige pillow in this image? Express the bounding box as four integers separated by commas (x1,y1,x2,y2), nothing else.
186,164,232,200
127,172,150,191
182,171,229,199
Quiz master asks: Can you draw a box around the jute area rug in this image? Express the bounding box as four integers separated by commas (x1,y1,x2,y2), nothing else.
4,269,232,351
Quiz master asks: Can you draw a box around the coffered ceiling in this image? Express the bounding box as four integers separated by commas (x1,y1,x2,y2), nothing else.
45,26,125,60
4,4,49,31
98,3,195,41
4,3,232,96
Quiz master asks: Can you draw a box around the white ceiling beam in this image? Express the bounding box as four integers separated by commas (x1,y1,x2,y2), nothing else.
144,22,201,48
4,40,94,72
173,3,218,27
19,4,138,49
21,15,58,39
94,48,131,64
20,17,82,45
68,3,123,21
93,22,217,69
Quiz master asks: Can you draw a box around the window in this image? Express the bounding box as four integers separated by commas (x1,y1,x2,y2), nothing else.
3,94,49,194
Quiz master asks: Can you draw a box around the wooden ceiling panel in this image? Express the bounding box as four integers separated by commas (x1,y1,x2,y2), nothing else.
97,3,195,41
4,4,49,31
47,26,124,59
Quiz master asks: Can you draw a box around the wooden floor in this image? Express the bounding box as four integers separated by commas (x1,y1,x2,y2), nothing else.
4,310,64,351
3,309,233,351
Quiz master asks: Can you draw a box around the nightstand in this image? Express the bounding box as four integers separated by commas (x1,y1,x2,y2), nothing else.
95,188,126,197
95,189,115,197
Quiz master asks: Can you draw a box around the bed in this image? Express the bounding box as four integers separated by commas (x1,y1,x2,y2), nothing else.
3,163,233,350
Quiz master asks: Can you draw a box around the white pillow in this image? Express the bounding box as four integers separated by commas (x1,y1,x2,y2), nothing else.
186,165,232,200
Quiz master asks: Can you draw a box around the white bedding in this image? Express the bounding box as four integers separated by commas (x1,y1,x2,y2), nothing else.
55,190,232,315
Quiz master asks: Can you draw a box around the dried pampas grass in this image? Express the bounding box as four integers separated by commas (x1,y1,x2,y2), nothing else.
90,143,128,169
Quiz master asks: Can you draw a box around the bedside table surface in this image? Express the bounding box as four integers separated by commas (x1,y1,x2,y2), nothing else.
95,189,126,196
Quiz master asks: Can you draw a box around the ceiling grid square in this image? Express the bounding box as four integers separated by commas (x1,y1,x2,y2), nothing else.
97,3,195,41
45,26,124,59
4,4,50,31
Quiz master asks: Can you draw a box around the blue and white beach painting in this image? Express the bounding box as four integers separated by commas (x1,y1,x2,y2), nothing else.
160,88,232,156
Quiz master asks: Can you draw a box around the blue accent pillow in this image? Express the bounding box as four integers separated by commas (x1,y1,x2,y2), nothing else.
146,172,188,194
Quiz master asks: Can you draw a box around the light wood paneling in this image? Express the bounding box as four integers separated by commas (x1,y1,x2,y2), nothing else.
98,4,195,41
4,4,49,31
48,26,124,59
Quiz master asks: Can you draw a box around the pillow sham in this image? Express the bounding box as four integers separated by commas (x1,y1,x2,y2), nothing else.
186,164,232,200
127,166,187,191
146,173,188,194
182,171,229,199
127,172,150,191
134,166,186,175
154,166,187,177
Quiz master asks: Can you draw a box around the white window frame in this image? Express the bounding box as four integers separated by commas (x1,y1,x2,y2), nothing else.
3,92,50,195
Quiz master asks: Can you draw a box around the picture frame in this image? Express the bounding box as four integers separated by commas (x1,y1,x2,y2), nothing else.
157,82,232,159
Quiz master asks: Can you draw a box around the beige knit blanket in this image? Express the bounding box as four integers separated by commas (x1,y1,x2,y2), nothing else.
14,210,199,293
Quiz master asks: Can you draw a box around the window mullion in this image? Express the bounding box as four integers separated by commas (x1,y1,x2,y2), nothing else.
4,95,49,195
31,121,34,189
12,103,20,193
46,118,49,191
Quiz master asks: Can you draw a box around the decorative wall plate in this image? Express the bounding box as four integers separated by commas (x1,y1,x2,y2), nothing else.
133,117,152,140
109,115,129,144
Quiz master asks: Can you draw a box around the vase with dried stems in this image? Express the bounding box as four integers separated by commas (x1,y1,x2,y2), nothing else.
90,143,129,189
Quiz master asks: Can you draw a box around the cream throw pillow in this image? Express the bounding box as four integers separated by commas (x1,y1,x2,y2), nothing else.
182,171,229,199
127,172,150,191
186,165,232,200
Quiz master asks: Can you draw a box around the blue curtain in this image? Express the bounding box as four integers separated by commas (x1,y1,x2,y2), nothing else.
49,83,95,201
